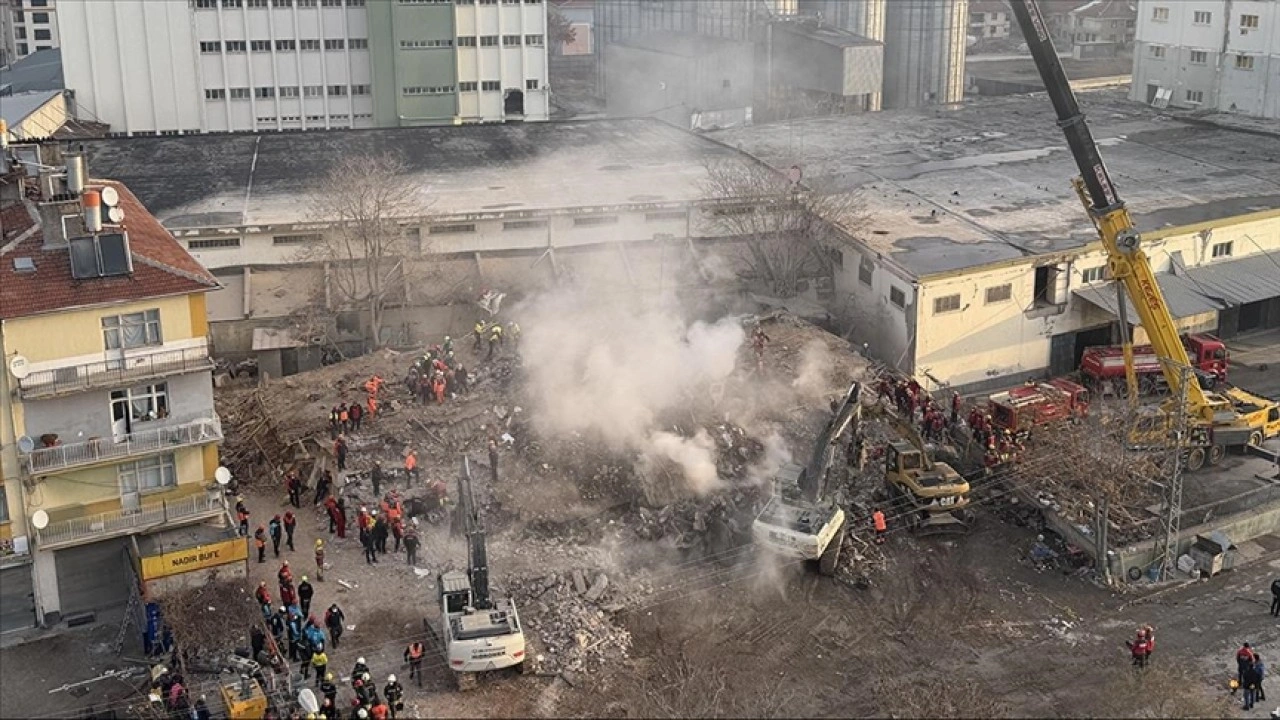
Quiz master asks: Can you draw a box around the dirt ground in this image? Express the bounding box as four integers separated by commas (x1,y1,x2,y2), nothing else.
7,314,1278,719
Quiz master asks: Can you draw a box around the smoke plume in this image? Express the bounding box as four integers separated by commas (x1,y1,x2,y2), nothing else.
518,291,745,495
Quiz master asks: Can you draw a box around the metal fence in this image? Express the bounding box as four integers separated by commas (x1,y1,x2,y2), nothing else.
35,492,226,548
23,416,223,474
18,345,214,398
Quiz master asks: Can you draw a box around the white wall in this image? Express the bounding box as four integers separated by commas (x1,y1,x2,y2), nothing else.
60,0,203,135
454,0,549,121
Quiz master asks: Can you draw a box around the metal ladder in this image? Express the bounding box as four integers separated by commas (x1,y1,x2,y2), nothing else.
113,583,141,654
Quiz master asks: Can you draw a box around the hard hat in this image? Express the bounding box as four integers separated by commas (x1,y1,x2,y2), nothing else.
282,560,289,566
302,575,308,582
279,606,286,613
444,335,451,341
357,657,366,665
315,539,324,547
259,581,267,587
362,672,371,681
326,672,334,681
357,710,368,719
411,518,419,527
388,674,396,683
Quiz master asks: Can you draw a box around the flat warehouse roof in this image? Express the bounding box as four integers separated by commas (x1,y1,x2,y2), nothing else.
80,118,752,230
710,89,1280,277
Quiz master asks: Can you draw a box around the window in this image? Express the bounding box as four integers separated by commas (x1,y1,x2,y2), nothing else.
200,41,222,53
1149,45,1165,58
102,309,162,350
205,88,226,100
325,39,345,50
403,85,454,95
31,12,49,23
298,0,316,6
14,27,24,39
1151,6,1168,21
1079,266,1105,284
225,40,247,52
985,283,1013,303
272,0,293,7
1236,54,1255,70
230,87,251,99
256,86,276,99
1193,11,1212,24
273,233,322,245
0,486,7,524
300,39,321,51
304,85,324,97
525,34,544,46
1241,14,1260,29
1190,50,1207,64
504,219,548,231
481,80,500,91
1032,263,1066,307
111,383,171,426
33,28,50,40
322,0,342,5
328,85,347,96
479,0,496,4
279,86,300,98
429,223,476,235
480,35,499,47
574,215,619,227
223,0,244,6
276,39,297,51
351,84,371,95
503,35,522,46
889,286,906,309
16,43,26,55
1212,241,1233,258
645,210,685,222
526,79,539,90
459,81,478,91
248,0,269,7
458,36,477,47
400,39,454,48
195,0,217,7
251,40,272,52
119,455,178,493
347,0,365,5
31,0,49,6
858,256,874,286
349,38,368,49
933,294,961,315
1185,89,1204,104
188,237,241,249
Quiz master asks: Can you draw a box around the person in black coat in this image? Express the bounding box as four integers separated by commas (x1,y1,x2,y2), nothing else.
1270,578,1280,617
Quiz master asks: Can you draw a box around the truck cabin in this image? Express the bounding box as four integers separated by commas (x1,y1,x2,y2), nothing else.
1187,334,1229,369
439,572,472,614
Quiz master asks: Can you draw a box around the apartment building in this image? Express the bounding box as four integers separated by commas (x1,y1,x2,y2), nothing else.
0,148,224,630
1063,0,1135,58
4,0,59,63
56,0,548,136
1131,0,1280,118
969,0,1012,39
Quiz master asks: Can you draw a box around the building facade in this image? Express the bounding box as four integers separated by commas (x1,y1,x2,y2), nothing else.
6,0,59,63
969,0,1012,39
1062,0,1135,59
56,0,548,136
1131,0,1280,118
0,151,224,630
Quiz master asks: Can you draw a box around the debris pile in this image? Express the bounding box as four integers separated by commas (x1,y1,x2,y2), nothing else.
510,571,634,676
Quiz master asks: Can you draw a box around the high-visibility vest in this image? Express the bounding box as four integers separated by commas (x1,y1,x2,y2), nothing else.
872,511,887,532
405,454,417,471
408,643,423,659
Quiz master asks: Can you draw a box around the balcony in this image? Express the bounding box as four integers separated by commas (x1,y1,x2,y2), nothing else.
22,416,223,475
34,492,227,550
17,343,215,400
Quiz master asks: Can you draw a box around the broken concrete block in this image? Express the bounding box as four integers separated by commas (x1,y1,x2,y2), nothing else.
584,574,609,603
572,570,587,595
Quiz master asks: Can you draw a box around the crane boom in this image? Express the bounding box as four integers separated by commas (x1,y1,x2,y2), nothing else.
1006,0,1216,420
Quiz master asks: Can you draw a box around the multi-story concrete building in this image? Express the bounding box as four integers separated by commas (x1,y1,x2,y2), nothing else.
1131,0,1280,118
969,0,1012,40
1062,0,1135,58
56,0,548,136
0,147,224,630
5,0,59,63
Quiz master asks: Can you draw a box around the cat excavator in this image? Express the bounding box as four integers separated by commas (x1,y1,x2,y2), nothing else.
882,412,971,535
1008,0,1280,470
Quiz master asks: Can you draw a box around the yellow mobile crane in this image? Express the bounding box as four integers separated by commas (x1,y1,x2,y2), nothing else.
1007,0,1280,471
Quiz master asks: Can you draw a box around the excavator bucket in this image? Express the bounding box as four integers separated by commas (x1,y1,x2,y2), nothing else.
916,512,969,537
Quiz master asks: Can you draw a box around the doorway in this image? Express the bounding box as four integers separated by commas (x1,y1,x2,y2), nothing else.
504,89,525,116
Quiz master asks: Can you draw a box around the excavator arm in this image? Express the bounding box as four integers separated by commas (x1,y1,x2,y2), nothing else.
1007,0,1216,421
801,381,862,503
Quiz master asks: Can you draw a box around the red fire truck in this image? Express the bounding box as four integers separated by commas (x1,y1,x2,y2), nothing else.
1078,334,1229,396
987,378,1090,435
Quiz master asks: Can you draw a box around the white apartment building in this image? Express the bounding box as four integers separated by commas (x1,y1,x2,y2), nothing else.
56,0,548,136
5,0,59,62
1131,0,1280,118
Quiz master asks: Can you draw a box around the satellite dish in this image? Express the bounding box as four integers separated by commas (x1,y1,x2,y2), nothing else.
31,510,49,530
17,436,35,453
108,207,125,224
297,689,319,714
214,467,232,486
8,354,30,379
100,186,120,207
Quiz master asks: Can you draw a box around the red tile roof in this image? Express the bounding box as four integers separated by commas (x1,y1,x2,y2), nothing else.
0,180,219,320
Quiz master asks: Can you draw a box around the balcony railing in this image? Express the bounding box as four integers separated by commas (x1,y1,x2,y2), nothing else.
17,344,215,399
22,416,223,475
34,492,226,549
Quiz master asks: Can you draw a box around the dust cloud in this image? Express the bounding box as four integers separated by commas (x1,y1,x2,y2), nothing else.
518,290,745,495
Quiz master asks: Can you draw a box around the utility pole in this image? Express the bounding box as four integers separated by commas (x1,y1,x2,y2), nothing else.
1158,361,1191,580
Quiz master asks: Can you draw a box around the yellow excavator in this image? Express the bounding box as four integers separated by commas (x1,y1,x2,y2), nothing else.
882,412,970,535
1008,0,1280,472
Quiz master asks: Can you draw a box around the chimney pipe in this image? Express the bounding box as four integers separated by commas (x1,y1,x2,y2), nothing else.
83,190,103,234
65,152,86,195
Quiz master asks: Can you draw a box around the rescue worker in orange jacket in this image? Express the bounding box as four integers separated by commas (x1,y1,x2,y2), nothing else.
872,509,887,545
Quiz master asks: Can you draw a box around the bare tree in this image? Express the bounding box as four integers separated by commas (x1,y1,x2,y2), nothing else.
547,4,577,55
302,153,425,348
701,159,868,299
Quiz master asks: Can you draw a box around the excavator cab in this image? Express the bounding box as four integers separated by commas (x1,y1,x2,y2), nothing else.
884,440,970,535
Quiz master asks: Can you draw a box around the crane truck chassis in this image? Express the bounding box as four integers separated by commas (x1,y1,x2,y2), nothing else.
427,455,527,691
